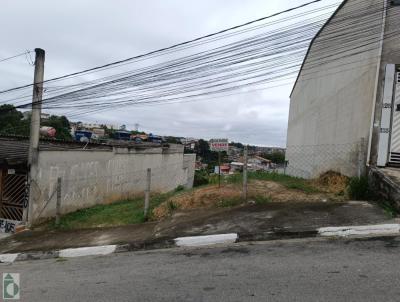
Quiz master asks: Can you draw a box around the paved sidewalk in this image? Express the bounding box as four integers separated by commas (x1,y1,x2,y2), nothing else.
0,200,395,254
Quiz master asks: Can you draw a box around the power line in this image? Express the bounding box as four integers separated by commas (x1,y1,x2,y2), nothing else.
0,50,33,63
1,0,395,121
0,0,326,95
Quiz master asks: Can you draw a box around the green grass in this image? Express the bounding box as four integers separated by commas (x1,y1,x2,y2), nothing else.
217,196,243,208
252,195,272,205
249,171,320,194
211,171,319,194
44,172,318,231
47,192,175,230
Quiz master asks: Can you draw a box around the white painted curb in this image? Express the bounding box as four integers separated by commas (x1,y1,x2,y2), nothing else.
59,245,117,258
174,233,238,247
0,253,19,263
318,224,400,237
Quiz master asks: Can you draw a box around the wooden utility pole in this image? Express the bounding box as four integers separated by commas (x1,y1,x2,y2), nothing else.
25,48,45,225
242,145,248,201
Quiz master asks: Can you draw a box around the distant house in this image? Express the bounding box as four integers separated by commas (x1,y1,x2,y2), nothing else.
230,156,271,172
255,146,285,155
214,165,231,175
228,146,242,161
247,156,272,171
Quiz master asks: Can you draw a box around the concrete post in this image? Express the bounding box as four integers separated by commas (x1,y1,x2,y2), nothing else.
218,151,221,188
358,137,366,178
144,168,151,217
242,145,248,201
26,48,45,226
55,177,62,226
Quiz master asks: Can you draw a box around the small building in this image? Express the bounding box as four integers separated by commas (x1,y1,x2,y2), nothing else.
247,156,272,171
214,165,231,175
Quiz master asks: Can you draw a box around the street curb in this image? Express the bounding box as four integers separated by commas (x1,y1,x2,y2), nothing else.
318,224,400,237
174,233,238,247
0,234,236,264
1,224,400,264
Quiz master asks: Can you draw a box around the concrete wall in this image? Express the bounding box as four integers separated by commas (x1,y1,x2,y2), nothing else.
286,0,385,178
369,167,400,211
31,144,195,221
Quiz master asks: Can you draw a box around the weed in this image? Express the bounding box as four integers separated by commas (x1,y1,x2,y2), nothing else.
347,176,369,200
217,197,243,208
175,185,185,192
167,201,179,212
253,195,272,205
378,200,398,218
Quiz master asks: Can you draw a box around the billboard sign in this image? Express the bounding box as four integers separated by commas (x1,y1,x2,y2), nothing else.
210,139,229,152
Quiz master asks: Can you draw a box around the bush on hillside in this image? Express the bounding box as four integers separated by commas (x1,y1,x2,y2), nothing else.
194,169,209,187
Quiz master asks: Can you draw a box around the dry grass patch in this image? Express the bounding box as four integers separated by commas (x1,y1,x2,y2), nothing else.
313,171,349,195
152,177,346,220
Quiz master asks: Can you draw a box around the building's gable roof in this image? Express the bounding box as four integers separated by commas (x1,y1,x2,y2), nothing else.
290,0,349,97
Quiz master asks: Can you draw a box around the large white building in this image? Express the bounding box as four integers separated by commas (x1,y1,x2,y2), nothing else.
286,0,400,178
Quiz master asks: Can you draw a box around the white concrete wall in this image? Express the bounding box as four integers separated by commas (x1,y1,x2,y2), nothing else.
32,145,195,221
287,0,385,178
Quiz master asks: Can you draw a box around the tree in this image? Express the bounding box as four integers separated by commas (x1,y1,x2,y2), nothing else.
229,141,244,149
42,115,72,140
0,104,30,136
195,139,227,171
261,151,286,164
197,139,210,158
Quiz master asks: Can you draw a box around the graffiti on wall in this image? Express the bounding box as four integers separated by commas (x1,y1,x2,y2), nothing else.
0,219,18,233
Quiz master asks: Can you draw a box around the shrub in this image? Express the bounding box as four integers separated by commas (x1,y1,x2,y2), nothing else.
167,201,179,212
175,185,185,192
347,176,369,200
194,169,209,187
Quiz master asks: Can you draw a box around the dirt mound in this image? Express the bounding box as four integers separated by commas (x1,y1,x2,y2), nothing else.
314,171,349,194
152,185,241,220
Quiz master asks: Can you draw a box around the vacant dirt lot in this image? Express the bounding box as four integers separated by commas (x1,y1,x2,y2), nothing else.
153,177,347,220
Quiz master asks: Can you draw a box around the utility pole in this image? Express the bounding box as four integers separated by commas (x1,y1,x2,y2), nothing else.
24,48,45,226
242,145,248,201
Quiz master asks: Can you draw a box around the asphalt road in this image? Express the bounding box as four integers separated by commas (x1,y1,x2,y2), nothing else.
2,236,400,302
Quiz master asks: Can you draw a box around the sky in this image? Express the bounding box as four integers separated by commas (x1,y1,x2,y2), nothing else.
0,0,340,147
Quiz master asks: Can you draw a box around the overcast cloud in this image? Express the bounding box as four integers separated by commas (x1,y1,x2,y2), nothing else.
0,0,339,147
